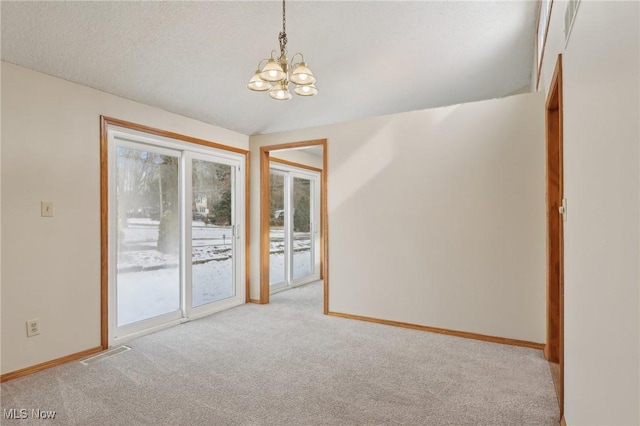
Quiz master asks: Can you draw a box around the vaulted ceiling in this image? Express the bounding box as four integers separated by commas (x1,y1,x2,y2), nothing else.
1,1,537,136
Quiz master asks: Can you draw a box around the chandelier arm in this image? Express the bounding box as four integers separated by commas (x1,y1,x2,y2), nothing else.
290,52,304,66
257,58,269,70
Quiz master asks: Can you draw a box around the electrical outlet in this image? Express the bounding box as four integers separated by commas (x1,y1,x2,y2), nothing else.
26,319,40,337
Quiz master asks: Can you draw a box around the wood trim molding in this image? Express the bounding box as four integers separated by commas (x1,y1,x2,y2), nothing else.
100,116,109,349
0,346,103,383
546,53,563,110
259,139,325,152
259,149,271,304
259,139,329,313
545,104,561,364
544,343,550,360
321,142,328,313
101,116,249,155
248,299,261,304
270,157,322,173
327,312,545,350
545,54,564,419
560,415,567,426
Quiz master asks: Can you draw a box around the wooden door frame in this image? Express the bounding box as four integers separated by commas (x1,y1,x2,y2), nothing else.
259,140,328,313
544,54,564,419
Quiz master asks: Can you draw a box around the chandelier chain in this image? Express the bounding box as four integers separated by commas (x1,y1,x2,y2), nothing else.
278,0,287,57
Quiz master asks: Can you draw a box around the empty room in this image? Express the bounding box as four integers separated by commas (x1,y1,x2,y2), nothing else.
1,1,638,425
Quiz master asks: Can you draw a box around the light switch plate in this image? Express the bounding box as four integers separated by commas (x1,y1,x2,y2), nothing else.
41,201,54,217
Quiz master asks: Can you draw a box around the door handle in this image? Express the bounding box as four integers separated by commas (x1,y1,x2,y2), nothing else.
558,198,567,222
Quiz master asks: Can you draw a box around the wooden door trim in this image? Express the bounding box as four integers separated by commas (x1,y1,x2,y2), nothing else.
0,346,103,382
259,140,329,313
544,54,564,419
100,117,110,349
328,311,545,349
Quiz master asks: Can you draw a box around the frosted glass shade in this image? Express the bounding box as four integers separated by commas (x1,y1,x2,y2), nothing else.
290,62,316,85
269,82,292,100
246,71,272,91
294,83,318,97
260,59,286,82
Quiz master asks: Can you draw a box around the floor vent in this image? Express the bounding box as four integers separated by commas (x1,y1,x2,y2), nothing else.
80,346,131,365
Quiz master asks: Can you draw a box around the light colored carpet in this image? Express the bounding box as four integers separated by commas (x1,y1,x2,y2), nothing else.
1,282,558,425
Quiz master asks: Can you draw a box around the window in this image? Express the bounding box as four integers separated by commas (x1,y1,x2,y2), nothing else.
536,0,553,88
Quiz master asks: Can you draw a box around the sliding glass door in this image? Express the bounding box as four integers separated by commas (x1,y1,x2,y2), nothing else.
269,166,320,292
186,154,240,316
114,143,182,331
109,129,245,344
269,170,287,287
292,176,314,281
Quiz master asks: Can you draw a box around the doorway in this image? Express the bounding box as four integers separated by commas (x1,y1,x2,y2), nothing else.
102,118,247,345
259,140,328,313
545,54,564,419
269,162,321,292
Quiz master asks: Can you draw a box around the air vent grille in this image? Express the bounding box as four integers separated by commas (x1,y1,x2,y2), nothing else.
80,346,131,365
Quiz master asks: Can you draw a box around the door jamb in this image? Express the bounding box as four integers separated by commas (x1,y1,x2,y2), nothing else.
259,140,328,314
544,54,564,420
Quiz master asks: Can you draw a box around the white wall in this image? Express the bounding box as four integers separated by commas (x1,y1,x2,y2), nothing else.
0,61,3,372
0,62,249,375
270,149,323,170
539,1,640,424
251,91,546,343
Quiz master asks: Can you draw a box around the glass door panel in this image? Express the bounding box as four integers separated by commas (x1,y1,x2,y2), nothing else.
269,172,287,286
109,128,246,345
269,165,320,293
115,145,181,327
292,177,313,281
191,159,235,308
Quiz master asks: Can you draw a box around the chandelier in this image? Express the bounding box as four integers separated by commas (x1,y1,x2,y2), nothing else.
246,0,317,100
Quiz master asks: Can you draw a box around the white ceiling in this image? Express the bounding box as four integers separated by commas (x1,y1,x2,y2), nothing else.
1,1,537,136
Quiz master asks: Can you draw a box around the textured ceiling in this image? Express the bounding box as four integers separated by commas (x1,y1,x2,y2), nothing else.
1,1,537,136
